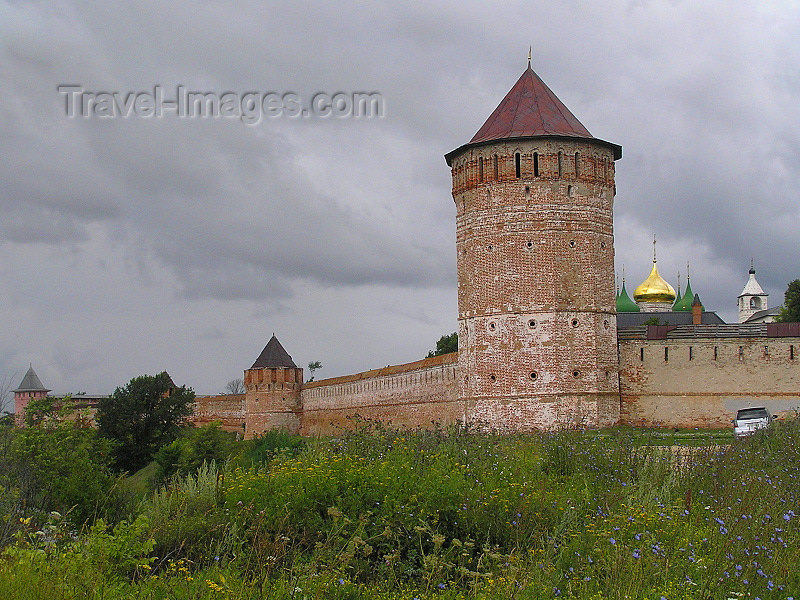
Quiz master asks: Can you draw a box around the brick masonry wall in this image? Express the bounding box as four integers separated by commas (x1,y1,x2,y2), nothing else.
192,394,245,432
244,366,303,438
619,337,800,427
190,335,800,434
299,353,461,436
451,138,620,429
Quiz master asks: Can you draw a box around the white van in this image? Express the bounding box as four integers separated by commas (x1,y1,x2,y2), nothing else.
733,407,772,439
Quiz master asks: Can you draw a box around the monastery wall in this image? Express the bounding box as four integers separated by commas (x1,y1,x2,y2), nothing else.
619,325,800,427
190,325,800,435
299,352,460,436
193,394,245,432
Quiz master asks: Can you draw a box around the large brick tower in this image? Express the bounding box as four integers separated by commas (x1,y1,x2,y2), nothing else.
444,62,622,429
243,335,303,437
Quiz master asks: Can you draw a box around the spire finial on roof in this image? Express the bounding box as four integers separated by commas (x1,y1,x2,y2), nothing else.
251,335,297,369
749,257,755,274
652,235,657,263
686,261,690,281
13,365,50,393
527,46,531,68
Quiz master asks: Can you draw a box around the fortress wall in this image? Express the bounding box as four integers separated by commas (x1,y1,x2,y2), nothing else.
299,352,461,436
192,394,245,432
619,336,800,428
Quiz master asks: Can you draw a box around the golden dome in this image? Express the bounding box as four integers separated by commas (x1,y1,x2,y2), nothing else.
633,261,676,303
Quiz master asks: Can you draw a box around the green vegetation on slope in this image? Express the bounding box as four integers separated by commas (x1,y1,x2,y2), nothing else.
1,419,799,599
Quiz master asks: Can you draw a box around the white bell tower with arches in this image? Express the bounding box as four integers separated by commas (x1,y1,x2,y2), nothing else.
738,262,768,323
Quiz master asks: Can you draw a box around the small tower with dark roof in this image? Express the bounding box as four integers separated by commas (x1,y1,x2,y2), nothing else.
445,58,622,429
13,365,50,424
243,334,303,437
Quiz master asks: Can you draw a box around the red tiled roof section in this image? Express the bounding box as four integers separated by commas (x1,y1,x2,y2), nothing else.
470,66,593,144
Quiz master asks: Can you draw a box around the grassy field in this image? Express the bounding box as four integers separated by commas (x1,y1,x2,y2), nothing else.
1,420,798,599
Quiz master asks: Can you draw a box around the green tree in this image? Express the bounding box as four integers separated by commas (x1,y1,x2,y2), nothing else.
776,279,800,323
153,422,236,483
3,399,117,530
642,317,668,326
96,372,195,473
426,332,458,358
307,361,323,382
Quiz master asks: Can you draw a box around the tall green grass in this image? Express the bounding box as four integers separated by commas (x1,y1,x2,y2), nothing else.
1,420,798,599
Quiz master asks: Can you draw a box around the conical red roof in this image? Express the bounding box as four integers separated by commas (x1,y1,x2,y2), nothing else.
445,65,621,164
470,66,593,143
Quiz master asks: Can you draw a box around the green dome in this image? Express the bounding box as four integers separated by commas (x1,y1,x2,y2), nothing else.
673,278,695,312
672,283,682,310
616,282,640,313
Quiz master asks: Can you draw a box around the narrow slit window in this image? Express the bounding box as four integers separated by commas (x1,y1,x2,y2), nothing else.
479,157,484,182
533,152,540,177
664,347,669,362
714,346,718,360
574,152,580,177
791,345,795,360
739,346,744,360
558,151,563,177
689,346,693,360
515,153,521,178
493,154,498,179
640,347,644,362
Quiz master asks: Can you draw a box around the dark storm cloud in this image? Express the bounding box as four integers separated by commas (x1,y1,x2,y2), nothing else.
1,0,456,302
2,0,799,393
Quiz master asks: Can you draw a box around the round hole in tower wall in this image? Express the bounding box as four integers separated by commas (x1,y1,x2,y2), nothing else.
526,241,533,249
487,245,493,251
569,240,576,248
528,319,537,328
489,374,497,382
603,320,610,329
488,321,497,331
572,370,581,378
571,318,579,327
530,372,537,380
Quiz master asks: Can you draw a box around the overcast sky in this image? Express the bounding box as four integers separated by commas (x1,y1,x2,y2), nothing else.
2,1,799,402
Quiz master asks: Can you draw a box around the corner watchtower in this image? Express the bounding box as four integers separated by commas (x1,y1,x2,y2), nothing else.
444,61,622,429
13,365,50,425
244,334,303,437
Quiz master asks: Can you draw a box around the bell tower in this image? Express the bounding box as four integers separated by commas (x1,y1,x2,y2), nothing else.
445,62,622,429
738,262,769,323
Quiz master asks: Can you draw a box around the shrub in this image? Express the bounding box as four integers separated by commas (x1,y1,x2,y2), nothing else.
154,422,237,482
